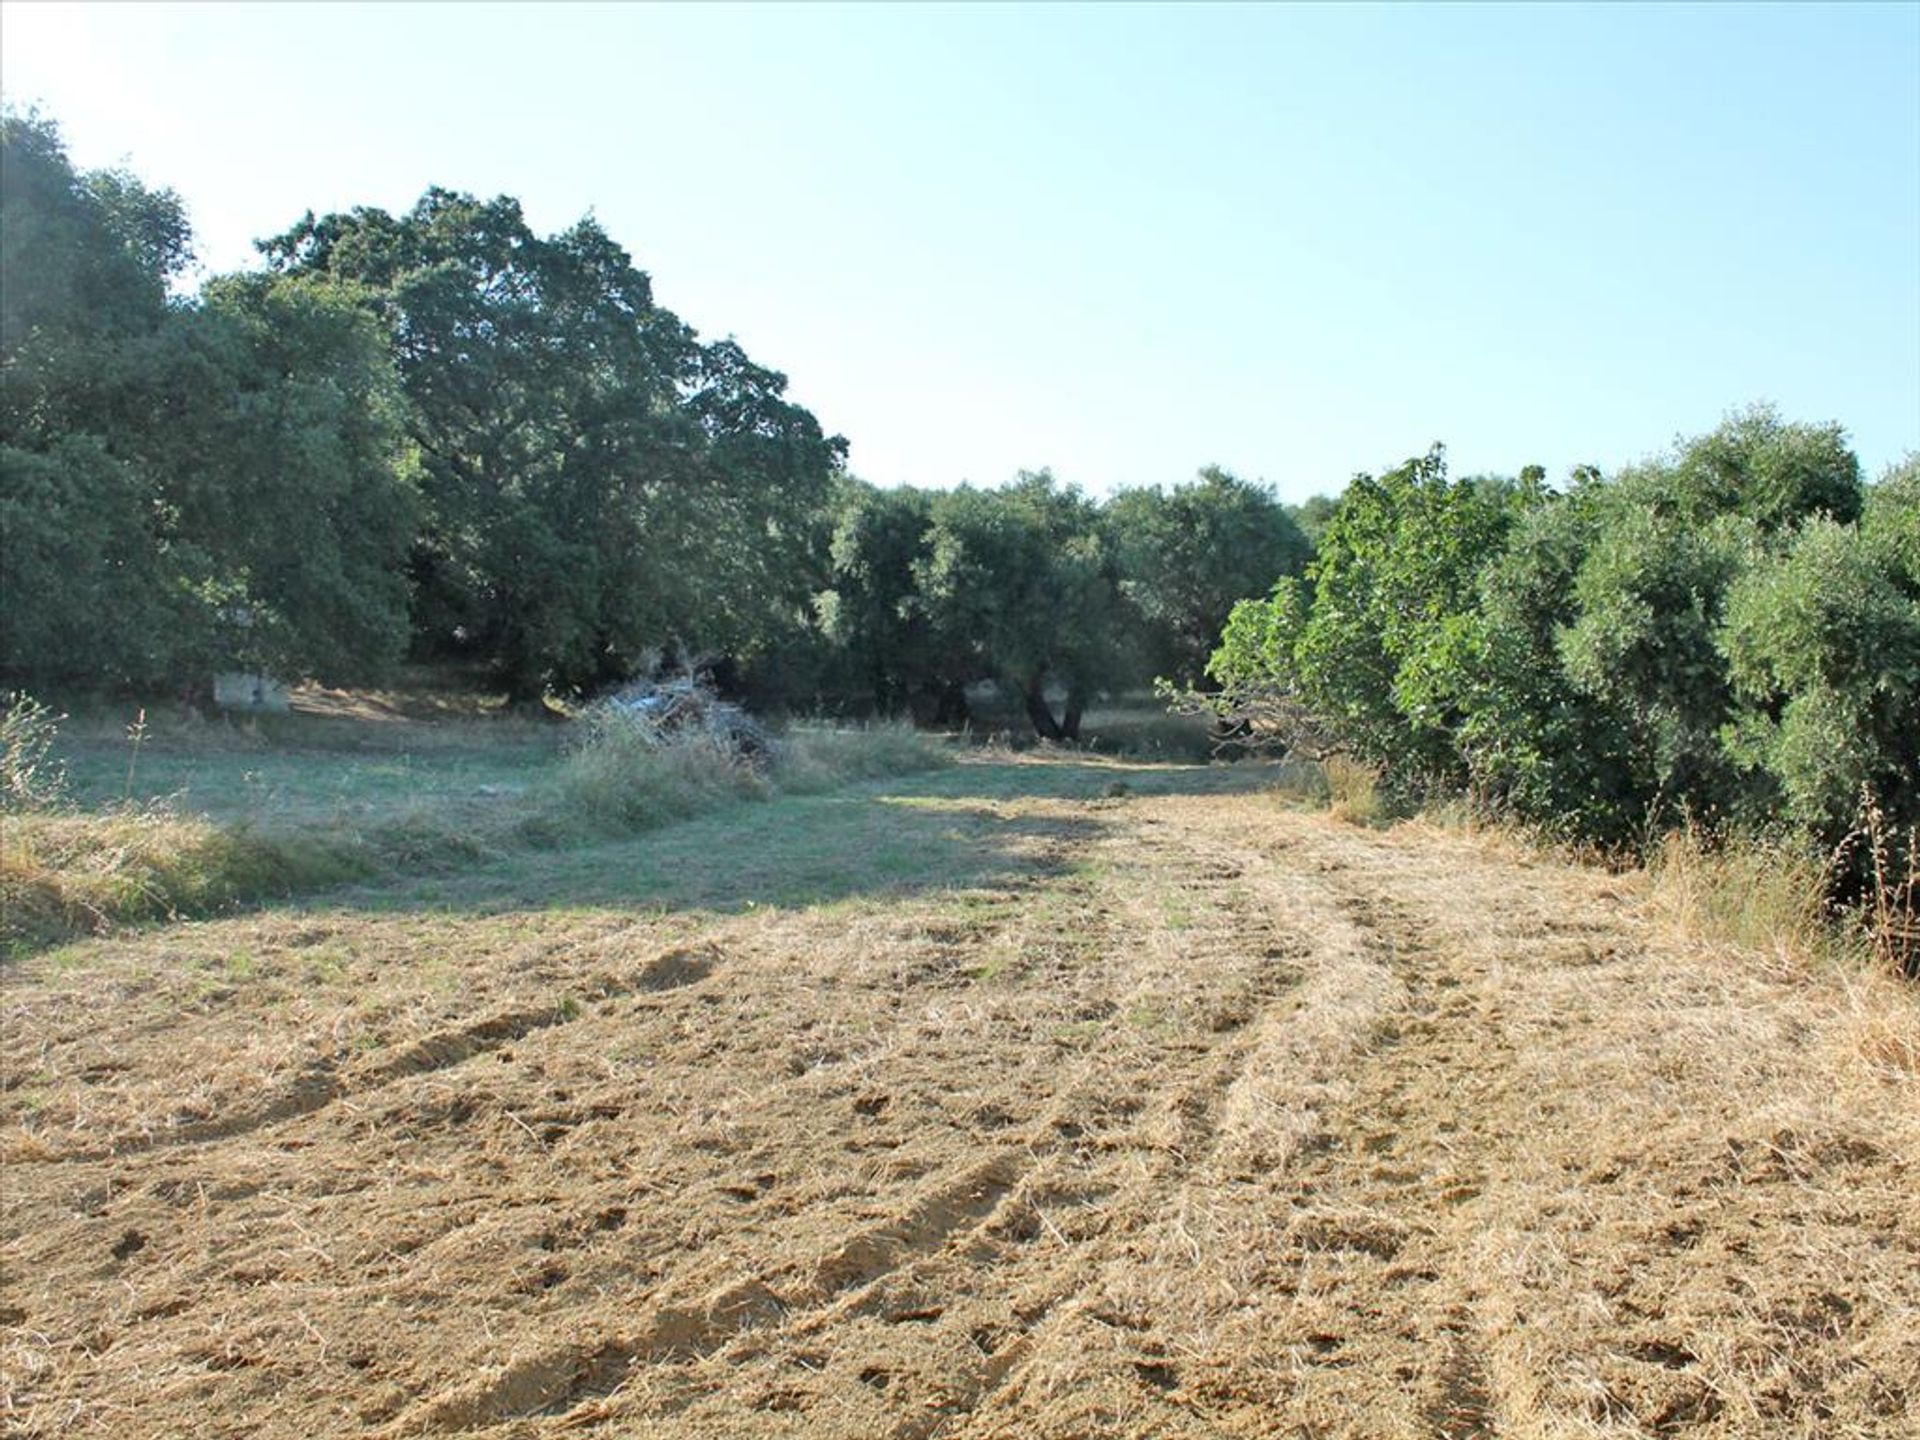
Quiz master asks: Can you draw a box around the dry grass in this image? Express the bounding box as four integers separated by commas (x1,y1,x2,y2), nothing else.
1,808,367,955
2,757,1913,1437
1322,754,1386,826
1645,825,1839,976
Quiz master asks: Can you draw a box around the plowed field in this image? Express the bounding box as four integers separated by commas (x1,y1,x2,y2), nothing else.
4,758,1916,1437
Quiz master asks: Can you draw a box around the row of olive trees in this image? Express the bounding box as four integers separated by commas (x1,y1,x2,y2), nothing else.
809,466,1310,738
2,112,842,701
1205,408,1919,896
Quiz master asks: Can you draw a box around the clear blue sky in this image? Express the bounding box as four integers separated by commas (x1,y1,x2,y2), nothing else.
4,2,1916,500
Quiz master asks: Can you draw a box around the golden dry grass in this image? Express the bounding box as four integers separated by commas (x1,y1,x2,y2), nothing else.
1,755,1913,1438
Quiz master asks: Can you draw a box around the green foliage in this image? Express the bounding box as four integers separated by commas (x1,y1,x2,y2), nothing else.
1,112,417,689
184,275,422,681
1555,491,1751,820
818,472,1150,738
1452,489,1643,840
817,480,939,713
1286,493,1340,546
261,190,844,699
1104,466,1311,685
912,473,1123,738
1865,453,1920,586
1288,448,1540,781
3,112,196,686
1721,514,1920,840
1674,402,1861,532
1200,408,1910,883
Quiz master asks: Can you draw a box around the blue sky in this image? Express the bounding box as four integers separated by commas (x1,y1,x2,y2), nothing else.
4,2,1916,500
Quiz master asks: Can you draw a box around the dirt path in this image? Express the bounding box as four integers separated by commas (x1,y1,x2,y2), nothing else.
3,762,1915,1437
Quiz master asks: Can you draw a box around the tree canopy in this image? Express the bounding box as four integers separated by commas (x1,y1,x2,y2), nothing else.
2,113,417,688
259,190,845,698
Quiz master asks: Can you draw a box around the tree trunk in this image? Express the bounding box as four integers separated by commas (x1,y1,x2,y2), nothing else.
931,681,970,728
1024,674,1064,740
1061,684,1087,743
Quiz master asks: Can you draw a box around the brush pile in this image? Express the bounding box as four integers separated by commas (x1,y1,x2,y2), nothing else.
590,676,776,768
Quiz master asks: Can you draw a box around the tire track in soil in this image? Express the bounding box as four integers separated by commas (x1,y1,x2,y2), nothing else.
796,817,1317,1440
942,810,1519,1439
34,944,724,1162
19,778,1895,1439
1274,830,1514,1440
855,817,1322,1440
394,1152,1035,1434
398,804,1317,1438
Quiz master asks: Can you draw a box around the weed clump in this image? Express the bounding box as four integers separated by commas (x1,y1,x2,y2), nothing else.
544,708,772,834
777,722,953,793
1647,825,1834,971
2,693,68,812
2,809,368,955
1324,756,1389,827
542,716,950,832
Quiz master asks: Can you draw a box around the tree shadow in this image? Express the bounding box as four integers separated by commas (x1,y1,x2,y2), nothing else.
315,758,1278,920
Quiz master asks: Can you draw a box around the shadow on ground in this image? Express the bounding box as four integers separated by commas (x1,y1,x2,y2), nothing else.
314,760,1282,919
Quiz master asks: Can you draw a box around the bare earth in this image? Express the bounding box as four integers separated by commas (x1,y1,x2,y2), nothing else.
4,759,1916,1437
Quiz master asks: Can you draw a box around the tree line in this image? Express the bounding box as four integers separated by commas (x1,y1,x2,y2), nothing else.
1,112,1311,726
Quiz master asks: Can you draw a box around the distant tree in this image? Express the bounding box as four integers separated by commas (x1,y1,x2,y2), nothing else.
0,111,188,357
912,474,1124,739
1104,466,1311,686
1286,492,1340,546
1,113,186,683
816,480,940,715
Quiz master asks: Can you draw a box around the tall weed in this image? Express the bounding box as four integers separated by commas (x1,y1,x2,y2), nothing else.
1,693,68,812
1647,825,1836,971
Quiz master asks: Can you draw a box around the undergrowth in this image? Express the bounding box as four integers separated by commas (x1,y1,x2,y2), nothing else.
1645,825,1838,971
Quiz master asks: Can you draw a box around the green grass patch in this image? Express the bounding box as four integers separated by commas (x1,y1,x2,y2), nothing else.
4,716,955,953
